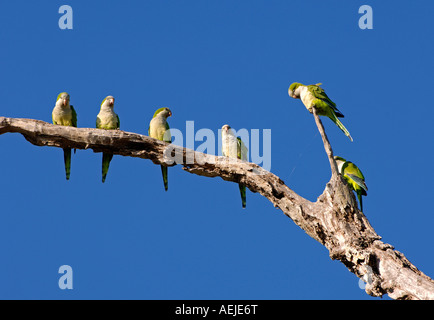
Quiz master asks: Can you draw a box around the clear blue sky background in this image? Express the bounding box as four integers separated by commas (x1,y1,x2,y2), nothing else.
0,1,433,300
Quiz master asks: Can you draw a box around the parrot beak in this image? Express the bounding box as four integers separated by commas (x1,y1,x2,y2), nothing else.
63,99,67,106
169,111,172,117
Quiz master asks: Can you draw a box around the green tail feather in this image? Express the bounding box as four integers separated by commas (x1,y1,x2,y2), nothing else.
238,183,246,209
63,148,71,180
161,165,168,191
329,112,353,142
102,153,114,183
357,192,363,212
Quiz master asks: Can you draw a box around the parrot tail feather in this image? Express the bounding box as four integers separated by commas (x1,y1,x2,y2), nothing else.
161,165,168,191
329,112,353,142
239,183,246,209
63,148,71,180
102,153,114,183
357,192,363,212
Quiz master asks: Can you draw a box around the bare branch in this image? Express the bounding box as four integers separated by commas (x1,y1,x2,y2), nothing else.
1,116,433,300
311,107,339,177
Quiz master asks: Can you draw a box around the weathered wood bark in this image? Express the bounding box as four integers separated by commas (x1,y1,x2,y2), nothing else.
1,116,434,300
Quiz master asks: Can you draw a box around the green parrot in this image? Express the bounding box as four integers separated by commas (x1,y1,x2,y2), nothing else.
288,82,353,141
221,124,248,209
334,156,368,212
148,107,172,191
52,92,77,180
96,95,120,183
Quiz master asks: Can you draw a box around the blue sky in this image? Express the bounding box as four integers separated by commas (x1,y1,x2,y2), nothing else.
0,1,433,299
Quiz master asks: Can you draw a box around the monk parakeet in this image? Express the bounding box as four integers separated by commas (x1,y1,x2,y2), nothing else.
148,107,172,191
221,124,248,209
288,82,353,141
96,95,120,183
334,156,368,212
52,92,77,180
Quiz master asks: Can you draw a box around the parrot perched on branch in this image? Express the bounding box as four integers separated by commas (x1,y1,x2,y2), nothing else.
334,156,368,212
52,92,77,180
221,124,248,209
149,107,172,191
96,95,120,183
288,82,353,142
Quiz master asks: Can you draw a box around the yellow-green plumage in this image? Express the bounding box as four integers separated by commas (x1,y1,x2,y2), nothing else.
288,82,353,141
101,153,114,183
149,107,172,191
334,156,368,212
96,96,119,183
52,92,77,180
222,125,248,209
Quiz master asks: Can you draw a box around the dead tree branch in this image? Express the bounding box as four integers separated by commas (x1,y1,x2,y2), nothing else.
1,116,433,300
